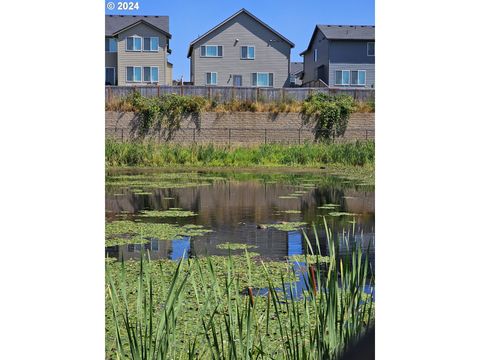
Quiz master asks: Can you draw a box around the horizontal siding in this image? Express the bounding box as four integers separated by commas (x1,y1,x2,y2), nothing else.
116,23,168,86
191,12,291,88
329,40,375,64
302,29,329,84
328,63,375,88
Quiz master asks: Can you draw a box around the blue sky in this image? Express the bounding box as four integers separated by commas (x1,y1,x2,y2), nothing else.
106,0,375,81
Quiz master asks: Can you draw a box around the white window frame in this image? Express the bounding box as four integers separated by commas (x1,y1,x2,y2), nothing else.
335,70,351,86
126,36,142,52
351,70,367,86
241,45,255,60
126,66,142,83
105,38,117,53
143,66,159,83
367,42,375,56
143,37,159,52
206,72,218,85
254,72,274,87
105,67,116,85
201,45,223,58
314,49,318,62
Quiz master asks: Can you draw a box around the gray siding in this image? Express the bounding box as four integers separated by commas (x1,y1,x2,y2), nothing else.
190,12,291,87
329,63,375,88
329,40,375,64
115,23,168,86
302,30,329,84
105,49,118,85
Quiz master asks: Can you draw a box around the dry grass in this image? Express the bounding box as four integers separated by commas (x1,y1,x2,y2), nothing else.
105,95,374,114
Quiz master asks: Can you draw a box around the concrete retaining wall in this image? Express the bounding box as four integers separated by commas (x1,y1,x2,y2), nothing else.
105,111,375,144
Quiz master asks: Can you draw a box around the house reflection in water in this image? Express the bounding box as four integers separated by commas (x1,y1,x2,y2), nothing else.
287,231,303,257
170,237,191,260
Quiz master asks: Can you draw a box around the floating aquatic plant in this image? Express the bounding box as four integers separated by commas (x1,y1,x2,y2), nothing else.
137,210,197,218
216,242,258,250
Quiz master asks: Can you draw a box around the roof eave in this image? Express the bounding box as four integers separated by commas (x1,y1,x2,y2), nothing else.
111,19,172,38
187,8,294,53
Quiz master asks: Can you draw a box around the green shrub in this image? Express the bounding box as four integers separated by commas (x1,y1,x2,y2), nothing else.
301,93,356,141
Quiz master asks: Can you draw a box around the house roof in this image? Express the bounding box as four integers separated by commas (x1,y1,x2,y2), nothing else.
290,62,303,75
187,8,294,58
300,24,374,55
105,15,171,38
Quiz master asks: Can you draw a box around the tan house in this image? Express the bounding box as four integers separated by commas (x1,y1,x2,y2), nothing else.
105,15,173,86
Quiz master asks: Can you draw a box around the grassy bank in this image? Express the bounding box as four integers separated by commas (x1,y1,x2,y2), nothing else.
106,223,374,359
105,140,375,168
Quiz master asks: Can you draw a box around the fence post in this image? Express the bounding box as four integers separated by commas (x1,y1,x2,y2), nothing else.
193,128,196,143
157,85,160,97
208,87,211,100
181,85,184,96
264,129,267,144
256,88,259,102
298,129,301,144
365,129,368,141
228,128,231,145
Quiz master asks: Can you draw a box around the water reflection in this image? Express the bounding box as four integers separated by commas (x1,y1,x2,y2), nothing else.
106,174,375,261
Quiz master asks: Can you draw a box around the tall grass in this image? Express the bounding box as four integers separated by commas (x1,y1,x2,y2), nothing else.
105,140,375,168
106,221,374,359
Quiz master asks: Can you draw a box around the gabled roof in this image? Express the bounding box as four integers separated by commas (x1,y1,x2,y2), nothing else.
300,24,374,55
290,62,303,75
105,15,171,38
187,8,294,58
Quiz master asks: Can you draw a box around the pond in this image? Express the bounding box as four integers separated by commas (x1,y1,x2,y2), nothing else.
105,170,375,264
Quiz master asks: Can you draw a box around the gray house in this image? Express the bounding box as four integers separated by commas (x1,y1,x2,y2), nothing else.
105,15,173,86
187,9,294,87
290,62,303,86
300,25,375,88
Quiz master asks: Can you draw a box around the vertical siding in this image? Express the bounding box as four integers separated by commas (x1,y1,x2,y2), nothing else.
116,23,168,86
166,63,173,85
190,12,291,87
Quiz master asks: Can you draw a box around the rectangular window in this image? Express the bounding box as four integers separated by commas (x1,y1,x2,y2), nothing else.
126,66,142,82
143,37,159,52
201,45,222,57
142,67,159,83
252,73,274,87
206,72,217,85
126,37,142,51
241,46,255,59
105,38,117,52
351,70,366,86
314,49,318,62
105,67,115,85
367,42,375,56
335,70,351,85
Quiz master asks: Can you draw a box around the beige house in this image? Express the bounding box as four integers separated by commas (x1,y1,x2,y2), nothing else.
188,9,294,87
105,15,173,86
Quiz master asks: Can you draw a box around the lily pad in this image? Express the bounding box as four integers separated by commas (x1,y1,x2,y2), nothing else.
216,242,258,250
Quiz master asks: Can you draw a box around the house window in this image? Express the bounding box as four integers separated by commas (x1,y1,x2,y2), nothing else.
241,46,255,59
206,72,217,85
143,37,159,52
367,42,375,56
314,49,318,62
126,66,142,82
201,45,223,57
335,70,350,85
126,36,142,51
290,75,296,85
105,67,115,85
252,72,274,87
143,67,159,82
105,38,117,52
351,70,366,86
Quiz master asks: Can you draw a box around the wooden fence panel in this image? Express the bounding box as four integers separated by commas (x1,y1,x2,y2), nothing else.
105,86,374,103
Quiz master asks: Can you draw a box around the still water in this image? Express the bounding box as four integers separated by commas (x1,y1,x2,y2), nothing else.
105,171,374,262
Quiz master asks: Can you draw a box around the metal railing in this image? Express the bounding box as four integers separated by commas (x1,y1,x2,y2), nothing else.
106,127,375,145
105,85,375,103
